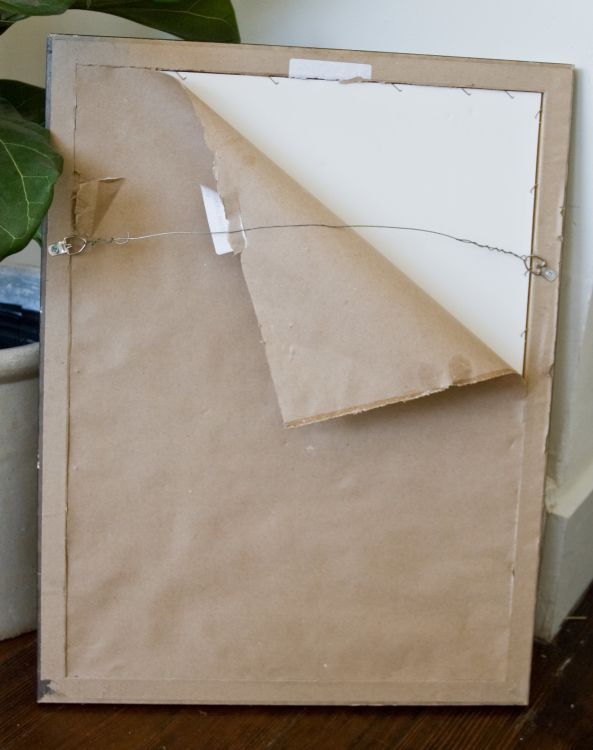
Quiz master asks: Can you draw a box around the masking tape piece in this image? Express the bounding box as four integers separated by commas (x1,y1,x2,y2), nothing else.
200,184,233,255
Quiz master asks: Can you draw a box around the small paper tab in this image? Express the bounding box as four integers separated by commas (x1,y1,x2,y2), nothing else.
288,58,372,82
200,185,233,255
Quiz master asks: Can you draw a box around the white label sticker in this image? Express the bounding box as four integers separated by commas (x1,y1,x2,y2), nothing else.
288,58,372,82
200,185,233,255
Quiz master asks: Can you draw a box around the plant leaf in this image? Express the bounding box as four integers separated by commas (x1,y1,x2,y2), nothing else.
70,0,239,42
0,80,45,124
0,99,62,260
0,11,26,34
0,1,72,16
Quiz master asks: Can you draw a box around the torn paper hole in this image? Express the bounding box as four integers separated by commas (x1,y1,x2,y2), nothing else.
288,58,372,82
200,184,234,255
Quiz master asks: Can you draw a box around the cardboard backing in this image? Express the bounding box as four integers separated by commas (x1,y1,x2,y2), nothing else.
39,37,573,705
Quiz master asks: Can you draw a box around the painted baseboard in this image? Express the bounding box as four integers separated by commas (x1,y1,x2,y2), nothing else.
535,463,593,642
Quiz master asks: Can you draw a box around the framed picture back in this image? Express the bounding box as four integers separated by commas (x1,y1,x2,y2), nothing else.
39,36,573,705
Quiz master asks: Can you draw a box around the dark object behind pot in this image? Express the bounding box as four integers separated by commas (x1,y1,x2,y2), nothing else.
0,266,40,350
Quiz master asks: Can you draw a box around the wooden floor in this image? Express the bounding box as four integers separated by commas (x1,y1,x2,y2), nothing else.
1,586,592,750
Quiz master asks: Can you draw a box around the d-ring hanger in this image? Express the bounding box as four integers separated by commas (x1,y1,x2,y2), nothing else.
522,253,558,282
48,235,88,256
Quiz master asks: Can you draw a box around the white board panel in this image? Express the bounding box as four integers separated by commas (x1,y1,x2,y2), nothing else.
177,71,541,373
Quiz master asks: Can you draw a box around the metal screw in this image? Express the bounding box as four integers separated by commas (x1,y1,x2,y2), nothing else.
542,267,558,282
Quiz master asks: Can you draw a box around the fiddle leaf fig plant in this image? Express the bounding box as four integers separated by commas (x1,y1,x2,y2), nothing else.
0,0,240,261
69,0,240,41
0,90,62,259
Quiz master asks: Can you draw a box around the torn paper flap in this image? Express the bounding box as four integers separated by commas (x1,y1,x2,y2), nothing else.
173,77,515,428
74,176,124,237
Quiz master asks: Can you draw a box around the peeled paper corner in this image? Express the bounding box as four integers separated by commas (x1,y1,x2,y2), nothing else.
168,72,516,428
74,176,124,237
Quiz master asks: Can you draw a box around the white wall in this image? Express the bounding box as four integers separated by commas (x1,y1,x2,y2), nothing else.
2,0,592,631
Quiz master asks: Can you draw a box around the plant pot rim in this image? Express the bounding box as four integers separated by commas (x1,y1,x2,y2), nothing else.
0,341,39,384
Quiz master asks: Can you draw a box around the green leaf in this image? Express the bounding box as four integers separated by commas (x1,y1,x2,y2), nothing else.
0,1,70,33
0,11,25,34
0,80,45,125
70,0,239,42
0,99,62,260
0,1,72,17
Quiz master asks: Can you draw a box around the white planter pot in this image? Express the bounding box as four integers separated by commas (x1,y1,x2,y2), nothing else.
0,340,39,639
0,263,40,641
